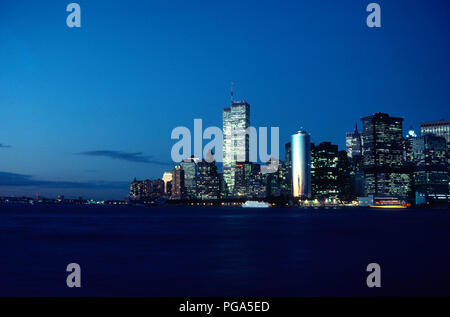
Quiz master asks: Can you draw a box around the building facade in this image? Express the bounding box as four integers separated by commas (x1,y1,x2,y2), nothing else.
266,158,287,197
222,101,250,197
420,120,450,143
412,134,449,202
284,142,292,196
311,142,339,200
291,130,311,198
171,165,185,200
129,178,152,201
162,171,173,195
233,161,254,197
361,113,412,197
180,156,199,199
197,159,220,200
346,123,362,159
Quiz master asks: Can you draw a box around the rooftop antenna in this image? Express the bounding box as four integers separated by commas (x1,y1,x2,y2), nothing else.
230,81,234,105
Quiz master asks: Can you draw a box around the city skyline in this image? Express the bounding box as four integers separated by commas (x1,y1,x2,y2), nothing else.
1,0,449,199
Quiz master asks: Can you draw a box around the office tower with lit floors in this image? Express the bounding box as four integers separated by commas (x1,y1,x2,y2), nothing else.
361,113,412,197
412,134,449,203
197,151,221,200
222,100,250,197
180,156,199,200
311,142,339,200
171,165,185,200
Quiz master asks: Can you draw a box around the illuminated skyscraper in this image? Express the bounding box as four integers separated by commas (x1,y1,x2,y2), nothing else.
291,130,311,198
266,158,287,197
420,120,450,143
171,165,185,200
311,142,339,200
233,161,253,197
180,156,199,200
412,134,449,202
222,101,250,197
197,152,220,200
346,123,362,159
284,142,292,196
421,120,450,186
361,113,412,197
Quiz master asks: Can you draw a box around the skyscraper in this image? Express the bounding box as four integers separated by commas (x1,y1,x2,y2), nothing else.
361,113,412,197
346,123,362,159
311,142,339,200
345,123,364,197
197,155,220,200
247,163,267,199
180,156,199,200
266,158,287,197
291,130,311,198
421,120,450,188
420,120,450,143
284,142,292,196
233,161,253,197
222,100,250,197
412,134,449,202
337,150,354,202
171,165,185,200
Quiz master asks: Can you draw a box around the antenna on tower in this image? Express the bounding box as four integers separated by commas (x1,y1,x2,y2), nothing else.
230,81,234,104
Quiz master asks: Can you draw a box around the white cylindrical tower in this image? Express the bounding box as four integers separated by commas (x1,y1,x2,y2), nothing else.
291,130,311,198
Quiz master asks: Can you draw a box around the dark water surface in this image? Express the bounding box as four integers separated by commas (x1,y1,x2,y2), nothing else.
1,204,449,296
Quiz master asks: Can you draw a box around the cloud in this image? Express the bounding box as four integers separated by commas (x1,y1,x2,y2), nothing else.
0,171,128,190
0,144,11,148
77,150,172,166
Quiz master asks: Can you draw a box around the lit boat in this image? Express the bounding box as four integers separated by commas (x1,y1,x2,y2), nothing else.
242,201,270,208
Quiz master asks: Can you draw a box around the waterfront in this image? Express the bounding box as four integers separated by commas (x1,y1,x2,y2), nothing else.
1,204,449,296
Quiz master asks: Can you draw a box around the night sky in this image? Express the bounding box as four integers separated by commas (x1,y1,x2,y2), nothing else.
1,0,449,199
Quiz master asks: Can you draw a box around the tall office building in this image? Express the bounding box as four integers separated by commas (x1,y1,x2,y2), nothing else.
171,165,185,200
233,161,254,197
337,150,354,202
346,123,362,159
222,101,250,197
266,158,287,197
197,154,220,200
291,130,311,198
404,127,418,163
284,142,292,196
180,156,199,199
412,134,449,202
361,113,412,197
346,124,364,197
420,120,450,143
421,120,450,188
311,142,339,200
247,164,267,199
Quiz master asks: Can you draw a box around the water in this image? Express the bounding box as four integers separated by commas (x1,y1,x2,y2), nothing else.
1,204,449,296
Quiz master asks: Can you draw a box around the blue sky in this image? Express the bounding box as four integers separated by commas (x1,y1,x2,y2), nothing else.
0,0,449,199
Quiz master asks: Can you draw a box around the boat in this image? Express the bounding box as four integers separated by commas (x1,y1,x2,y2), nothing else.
242,201,270,208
